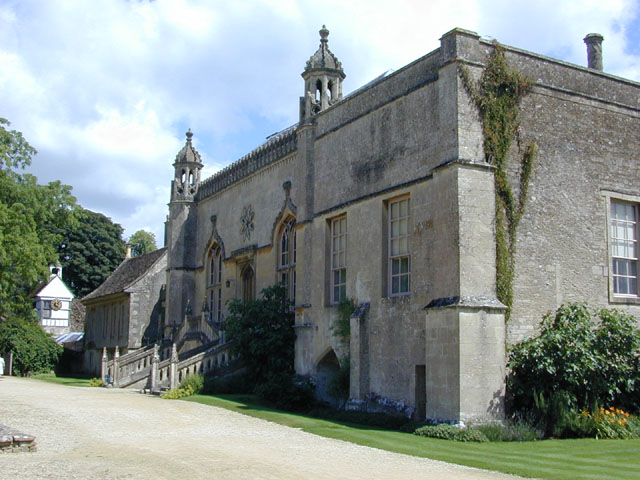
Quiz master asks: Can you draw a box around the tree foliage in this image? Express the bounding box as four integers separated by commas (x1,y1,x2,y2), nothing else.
128,229,157,257
226,284,295,384
57,208,126,297
0,315,63,375
507,303,640,432
0,118,76,316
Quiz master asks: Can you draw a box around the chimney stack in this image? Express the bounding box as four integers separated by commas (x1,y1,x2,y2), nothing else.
125,244,132,259
584,33,604,71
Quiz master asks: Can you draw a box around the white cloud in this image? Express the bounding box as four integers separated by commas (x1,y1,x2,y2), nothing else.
1,0,638,244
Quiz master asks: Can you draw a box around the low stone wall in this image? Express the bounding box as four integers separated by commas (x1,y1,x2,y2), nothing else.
0,424,36,453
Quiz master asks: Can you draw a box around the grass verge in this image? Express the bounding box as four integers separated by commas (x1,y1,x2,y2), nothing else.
184,394,640,480
30,372,93,387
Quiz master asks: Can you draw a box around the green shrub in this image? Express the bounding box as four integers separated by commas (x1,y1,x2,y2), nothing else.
0,315,62,375
161,373,204,399
571,407,639,439
507,303,640,437
88,377,105,387
226,284,295,386
203,373,252,395
469,420,542,442
160,386,193,399
255,373,315,412
180,373,204,395
414,424,489,442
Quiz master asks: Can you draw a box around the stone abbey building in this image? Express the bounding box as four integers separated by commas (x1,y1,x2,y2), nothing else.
161,27,640,422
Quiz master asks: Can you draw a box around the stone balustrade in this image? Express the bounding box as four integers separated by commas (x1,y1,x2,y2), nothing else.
101,340,236,393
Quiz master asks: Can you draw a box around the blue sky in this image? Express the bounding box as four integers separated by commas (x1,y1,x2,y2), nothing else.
1,0,639,243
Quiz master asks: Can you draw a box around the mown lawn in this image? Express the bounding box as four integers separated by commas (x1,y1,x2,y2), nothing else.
184,394,640,480
31,372,93,387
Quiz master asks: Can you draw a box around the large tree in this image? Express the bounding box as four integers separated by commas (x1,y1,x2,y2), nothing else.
128,229,157,257
57,208,126,298
0,118,76,317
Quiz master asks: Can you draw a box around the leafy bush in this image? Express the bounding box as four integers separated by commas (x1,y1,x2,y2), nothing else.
203,373,252,395
0,315,62,375
414,424,489,442
226,285,317,412
507,303,640,436
254,373,315,412
88,377,105,387
180,373,204,394
572,407,639,439
226,284,295,385
468,420,542,442
161,373,204,399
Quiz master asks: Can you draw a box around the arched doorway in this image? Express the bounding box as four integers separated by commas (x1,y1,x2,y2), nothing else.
315,349,343,406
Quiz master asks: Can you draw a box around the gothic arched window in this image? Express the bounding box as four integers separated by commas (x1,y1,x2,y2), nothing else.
278,218,296,306
241,265,255,302
207,246,223,322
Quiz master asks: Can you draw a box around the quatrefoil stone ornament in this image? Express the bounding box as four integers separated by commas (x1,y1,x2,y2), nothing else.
240,205,255,241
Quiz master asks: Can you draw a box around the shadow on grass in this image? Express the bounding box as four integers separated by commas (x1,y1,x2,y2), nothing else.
30,372,93,387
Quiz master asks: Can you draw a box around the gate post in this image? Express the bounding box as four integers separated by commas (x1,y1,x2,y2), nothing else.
169,343,178,390
112,345,120,387
101,347,108,383
151,344,159,393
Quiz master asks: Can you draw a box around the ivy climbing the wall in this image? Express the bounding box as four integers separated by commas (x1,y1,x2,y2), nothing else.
460,43,537,321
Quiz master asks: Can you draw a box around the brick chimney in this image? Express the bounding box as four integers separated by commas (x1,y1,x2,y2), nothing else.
584,33,604,71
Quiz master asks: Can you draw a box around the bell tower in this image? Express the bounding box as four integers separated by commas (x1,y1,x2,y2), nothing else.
300,25,346,121
171,129,202,202
165,129,202,338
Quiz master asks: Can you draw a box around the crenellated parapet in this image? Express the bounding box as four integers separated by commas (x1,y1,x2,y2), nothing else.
196,125,298,201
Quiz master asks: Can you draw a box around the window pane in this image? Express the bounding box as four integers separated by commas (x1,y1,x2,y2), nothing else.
400,274,409,293
400,257,409,274
392,276,399,294
391,202,399,219
392,258,400,275
400,199,408,217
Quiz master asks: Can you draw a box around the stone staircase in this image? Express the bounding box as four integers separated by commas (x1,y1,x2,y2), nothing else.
101,340,237,393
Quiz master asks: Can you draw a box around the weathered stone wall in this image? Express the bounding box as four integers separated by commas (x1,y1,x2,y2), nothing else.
126,252,167,348
498,44,640,342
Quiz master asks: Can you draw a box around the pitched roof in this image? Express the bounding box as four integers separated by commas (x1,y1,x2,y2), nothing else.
82,247,167,302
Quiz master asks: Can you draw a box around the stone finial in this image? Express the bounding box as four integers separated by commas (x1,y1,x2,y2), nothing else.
186,128,193,142
319,25,329,43
282,180,292,196
584,33,604,71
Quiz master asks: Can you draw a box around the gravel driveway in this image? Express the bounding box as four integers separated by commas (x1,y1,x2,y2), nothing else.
0,376,524,479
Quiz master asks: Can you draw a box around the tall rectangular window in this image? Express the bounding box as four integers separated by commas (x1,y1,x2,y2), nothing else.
389,197,410,296
611,200,638,296
331,216,347,304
